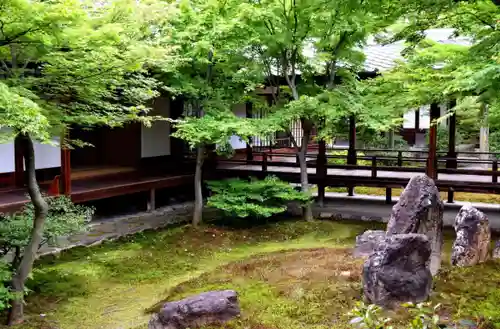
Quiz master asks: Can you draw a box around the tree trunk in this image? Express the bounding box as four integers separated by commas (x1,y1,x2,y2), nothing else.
192,145,205,227
8,134,48,326
299,121,313,221
479,103,489,170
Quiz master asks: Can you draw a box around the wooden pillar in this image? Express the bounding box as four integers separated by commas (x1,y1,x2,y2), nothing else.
446,100,457,169
245,102,253,161
60,147,71,195
14,136,24,187
414,109,420,146
426,103,439,179
347,115,357,165
316,140,327,207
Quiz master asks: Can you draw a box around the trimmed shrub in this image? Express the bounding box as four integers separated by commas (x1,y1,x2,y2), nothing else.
207,176,312,218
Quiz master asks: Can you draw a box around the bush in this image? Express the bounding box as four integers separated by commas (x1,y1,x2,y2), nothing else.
0,196,93,312
207,176,312,218
489,131,500,159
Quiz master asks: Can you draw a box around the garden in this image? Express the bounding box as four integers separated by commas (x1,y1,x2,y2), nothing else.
2,0,500,328
3,218,500,329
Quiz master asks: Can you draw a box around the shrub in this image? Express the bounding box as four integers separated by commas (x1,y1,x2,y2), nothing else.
207,176,312,218
0,196,93,311
489,131,500,159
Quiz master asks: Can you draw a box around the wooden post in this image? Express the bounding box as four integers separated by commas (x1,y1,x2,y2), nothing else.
426,103,439,180
447,188,454,204
414,108,420,145
262,153,268,173
60,148,71,195
397,151,403,167
347,115,357,165
316,140,327,207
371,156,377,178
493,159,498,183
14,137,24,187
147,188,156,212
385,187,392,204
245,102,253,161
446,100,457,169
59,128,71,195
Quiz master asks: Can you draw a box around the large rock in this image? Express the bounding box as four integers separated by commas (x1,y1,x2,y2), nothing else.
387,175,444,275
363,234,432,309
451,205,491,266
149,290,240,329
353,230,386,258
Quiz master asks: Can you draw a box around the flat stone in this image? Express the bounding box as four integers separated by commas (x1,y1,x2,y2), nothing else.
149,290,240,329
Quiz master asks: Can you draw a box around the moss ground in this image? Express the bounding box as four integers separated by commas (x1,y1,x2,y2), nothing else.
2,218,500,329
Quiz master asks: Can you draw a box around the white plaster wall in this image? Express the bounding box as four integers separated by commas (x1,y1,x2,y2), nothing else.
34,139,61,169
229,103,247,150
0,143,15,173
0,137,61,174
141,97,171,158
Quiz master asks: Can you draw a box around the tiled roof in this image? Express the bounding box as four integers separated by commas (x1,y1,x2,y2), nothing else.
362,28,471,72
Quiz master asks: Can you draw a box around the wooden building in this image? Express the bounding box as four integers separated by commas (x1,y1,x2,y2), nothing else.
0,97,195,214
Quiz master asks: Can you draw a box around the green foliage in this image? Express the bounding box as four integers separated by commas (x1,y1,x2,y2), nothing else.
0,261,14,312
349,302,392,329
207,176,312,218
349,302,442,329
236,0,403,144
489,131,500,159
364,0,500,130
0,196,93,265
425,126,463,152
0,0,164,144
0,196,92,312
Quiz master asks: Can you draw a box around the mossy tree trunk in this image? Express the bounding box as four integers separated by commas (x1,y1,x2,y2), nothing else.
7,133,48,326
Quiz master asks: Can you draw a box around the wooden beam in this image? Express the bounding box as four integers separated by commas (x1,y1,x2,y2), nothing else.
426,103,440,179
446,100,457,169
14,136,24,187
245,102,253,161
347,115,357,165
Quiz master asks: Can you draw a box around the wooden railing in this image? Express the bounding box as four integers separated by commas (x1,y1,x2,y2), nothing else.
215,148,500,201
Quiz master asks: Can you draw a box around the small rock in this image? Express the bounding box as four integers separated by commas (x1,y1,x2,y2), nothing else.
363,233,432,309
451,205,491,266
353,230,386,258
149,290,240,329
387,175,443,276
